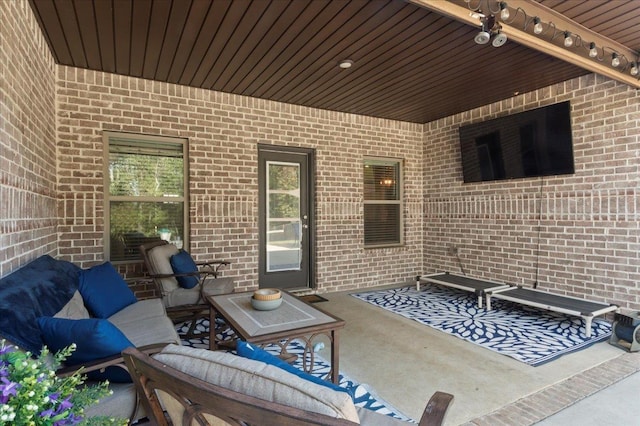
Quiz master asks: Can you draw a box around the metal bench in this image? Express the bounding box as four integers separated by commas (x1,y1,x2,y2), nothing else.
486,286,618,337
416,272,511,308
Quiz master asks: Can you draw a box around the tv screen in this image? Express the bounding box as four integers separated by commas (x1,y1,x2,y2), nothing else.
458,101,575,183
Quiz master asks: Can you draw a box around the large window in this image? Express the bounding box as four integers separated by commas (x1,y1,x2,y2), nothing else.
363,158,403,247
104,133,188,262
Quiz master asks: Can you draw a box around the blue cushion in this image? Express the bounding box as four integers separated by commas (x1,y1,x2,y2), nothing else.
235,340,350,396
37,317,133,383
78,262,137,318
170,251,199,289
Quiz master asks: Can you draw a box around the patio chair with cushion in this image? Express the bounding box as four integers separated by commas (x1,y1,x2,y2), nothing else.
123,344,454,426
140,240,234,338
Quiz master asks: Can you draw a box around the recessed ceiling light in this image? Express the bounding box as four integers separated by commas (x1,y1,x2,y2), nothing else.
338,60,353,69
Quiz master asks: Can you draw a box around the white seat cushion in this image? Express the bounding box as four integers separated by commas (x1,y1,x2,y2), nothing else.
107,298,167,323
84,382,141,420
108,299,180,346
164,286,202,306
147,244,181,298
153,344,360,424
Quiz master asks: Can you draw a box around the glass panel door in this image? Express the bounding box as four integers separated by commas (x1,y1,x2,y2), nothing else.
258,146,314,290
266,161,302,272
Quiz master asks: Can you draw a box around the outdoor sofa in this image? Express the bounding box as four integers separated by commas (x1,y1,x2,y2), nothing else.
0,254,180,422
124,343,454,425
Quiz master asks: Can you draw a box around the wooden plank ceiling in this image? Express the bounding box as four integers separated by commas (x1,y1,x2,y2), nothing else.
28,0,640,124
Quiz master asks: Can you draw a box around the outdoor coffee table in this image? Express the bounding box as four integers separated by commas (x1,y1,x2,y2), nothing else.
207,291,345,383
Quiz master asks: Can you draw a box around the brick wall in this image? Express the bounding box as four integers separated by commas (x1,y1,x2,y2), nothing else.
423,75,640,310
56,67,425,294
0,0,57,276
3,1,637,307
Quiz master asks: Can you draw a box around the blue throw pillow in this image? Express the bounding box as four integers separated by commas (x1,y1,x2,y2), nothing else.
235,340,350,396
78,262,137,318
37,317,133,383
170,251,199,289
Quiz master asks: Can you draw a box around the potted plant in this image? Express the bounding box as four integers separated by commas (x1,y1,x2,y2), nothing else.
0,341,126,425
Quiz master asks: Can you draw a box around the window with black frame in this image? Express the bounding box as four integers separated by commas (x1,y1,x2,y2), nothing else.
363,158,403,247
105,133,188,262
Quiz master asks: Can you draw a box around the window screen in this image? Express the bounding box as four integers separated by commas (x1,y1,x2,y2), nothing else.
363,158,403,247
105,133,188,262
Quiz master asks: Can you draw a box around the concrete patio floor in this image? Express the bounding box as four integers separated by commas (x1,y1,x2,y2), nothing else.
312,285,640,426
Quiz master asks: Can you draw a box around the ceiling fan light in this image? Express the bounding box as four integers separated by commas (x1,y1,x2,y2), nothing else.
499,2,510,20
563,32,573,48
492,32,508,47
533,18,543,35
589,43,598,58
631,63,639,76
475,30,491,44
612,53,620,67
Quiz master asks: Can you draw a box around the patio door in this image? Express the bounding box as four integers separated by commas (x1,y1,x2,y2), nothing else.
258,145,314,290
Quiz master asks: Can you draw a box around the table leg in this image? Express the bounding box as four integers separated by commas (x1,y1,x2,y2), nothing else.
331,329,340,384
209,306,219,351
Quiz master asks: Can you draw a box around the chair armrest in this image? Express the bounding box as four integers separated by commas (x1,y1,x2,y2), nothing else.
148,260,230,282
56,343,169,378
418,391,454,426
197,260,230,276
196,260,231,267
125,276,156,286
150,267,228,279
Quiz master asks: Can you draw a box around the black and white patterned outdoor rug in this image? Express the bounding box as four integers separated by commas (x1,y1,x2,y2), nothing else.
176,319,412,422
352,284,612,366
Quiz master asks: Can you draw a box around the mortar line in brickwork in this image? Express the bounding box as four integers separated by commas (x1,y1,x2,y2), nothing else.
424,189,639,221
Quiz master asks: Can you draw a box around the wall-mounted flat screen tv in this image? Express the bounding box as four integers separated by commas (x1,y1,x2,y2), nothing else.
458,101,574,183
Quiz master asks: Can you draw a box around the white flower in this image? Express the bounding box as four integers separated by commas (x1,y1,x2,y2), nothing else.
1,412,16,421
0,406,15,422
0,340,123,425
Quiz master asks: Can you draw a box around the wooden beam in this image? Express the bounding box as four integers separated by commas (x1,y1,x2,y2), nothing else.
516,0,636,61
410,0,640,89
